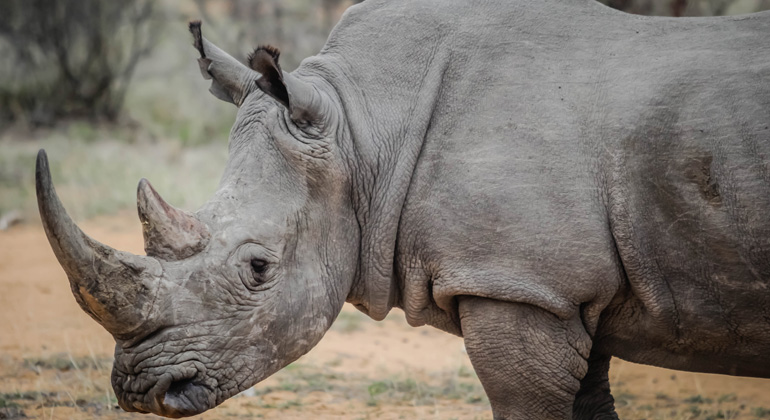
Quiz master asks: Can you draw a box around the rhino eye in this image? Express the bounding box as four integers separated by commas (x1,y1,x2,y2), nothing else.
232,244,275,291
249,259,268,283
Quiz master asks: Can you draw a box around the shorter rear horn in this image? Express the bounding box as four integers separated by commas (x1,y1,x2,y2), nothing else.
137,179,210,260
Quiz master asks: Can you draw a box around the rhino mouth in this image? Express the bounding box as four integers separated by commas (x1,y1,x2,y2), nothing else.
114,366,218,418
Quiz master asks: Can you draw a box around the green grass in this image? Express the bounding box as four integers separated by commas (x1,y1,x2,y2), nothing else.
615,389,770,420
0,131,228,222
686,395,715,404
23,353,113,372
0,353,119,418
361,371,487,408
246,362,489,412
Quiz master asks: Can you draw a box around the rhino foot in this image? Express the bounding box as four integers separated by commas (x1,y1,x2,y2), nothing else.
572,353,619,420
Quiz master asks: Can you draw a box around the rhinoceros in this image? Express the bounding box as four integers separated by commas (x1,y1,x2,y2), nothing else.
35,0,770,418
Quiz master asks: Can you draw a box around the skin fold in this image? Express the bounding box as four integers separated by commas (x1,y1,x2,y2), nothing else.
36,0,770,418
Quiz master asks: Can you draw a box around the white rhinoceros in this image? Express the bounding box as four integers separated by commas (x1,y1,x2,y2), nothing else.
36,0,770,418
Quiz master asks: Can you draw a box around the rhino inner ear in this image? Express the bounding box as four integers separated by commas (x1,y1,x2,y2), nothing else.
248,46,328,124
248,46,290,108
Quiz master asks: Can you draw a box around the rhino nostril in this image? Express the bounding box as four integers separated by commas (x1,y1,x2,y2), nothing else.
167,377,196,395
162,377,213,416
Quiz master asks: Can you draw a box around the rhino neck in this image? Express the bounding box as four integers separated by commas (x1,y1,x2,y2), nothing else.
338,66,450,321
299,2,453,320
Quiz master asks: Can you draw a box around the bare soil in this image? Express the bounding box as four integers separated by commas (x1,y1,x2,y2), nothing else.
1,214,769,419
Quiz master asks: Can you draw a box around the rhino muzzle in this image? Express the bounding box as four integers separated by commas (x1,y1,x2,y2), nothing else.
35,149,190,339
114,366,215,418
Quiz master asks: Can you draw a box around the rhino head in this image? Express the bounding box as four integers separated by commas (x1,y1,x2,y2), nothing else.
36,22,359,417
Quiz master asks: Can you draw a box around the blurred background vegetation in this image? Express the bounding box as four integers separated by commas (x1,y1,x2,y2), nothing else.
0,0,768,227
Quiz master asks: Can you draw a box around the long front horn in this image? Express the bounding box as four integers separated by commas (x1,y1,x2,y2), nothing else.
137,178,209,260
36,150,161,339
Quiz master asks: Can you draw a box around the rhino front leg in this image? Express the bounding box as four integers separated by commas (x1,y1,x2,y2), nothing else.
572,352,619,419
459,296,592,420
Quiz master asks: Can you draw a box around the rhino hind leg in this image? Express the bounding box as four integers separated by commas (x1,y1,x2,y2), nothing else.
572,353,619,420
459,296,593,420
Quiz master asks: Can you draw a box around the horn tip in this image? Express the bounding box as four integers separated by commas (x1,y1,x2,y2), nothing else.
137,177,150,192
36,149,49,175
35,149,52,200
137,178,159,200
137,178,170,224
137,178,152,218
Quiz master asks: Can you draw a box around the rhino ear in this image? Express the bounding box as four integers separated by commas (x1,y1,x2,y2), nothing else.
248,46,290,108
189,21,256,106
248,46,328,124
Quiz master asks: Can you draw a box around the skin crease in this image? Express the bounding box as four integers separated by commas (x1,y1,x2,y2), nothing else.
36,0,770,419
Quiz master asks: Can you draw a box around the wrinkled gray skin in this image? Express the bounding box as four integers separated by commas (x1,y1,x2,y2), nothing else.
35,0,770,418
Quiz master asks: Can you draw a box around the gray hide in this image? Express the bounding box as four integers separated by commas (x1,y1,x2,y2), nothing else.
36,0,770,419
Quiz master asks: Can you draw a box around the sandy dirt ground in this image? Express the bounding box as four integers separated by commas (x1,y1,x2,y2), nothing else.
1,214,769,420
